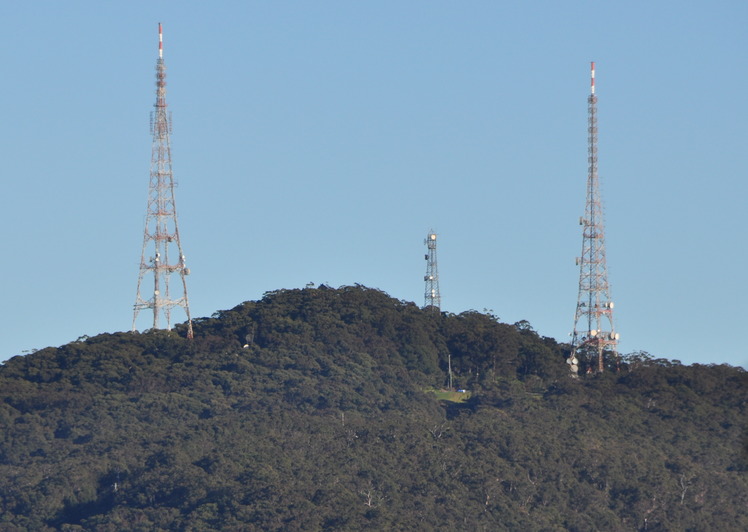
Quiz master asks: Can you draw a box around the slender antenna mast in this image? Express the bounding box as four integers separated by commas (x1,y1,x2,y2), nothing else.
424,230,441,311
133,23,193,338
567,62,618,375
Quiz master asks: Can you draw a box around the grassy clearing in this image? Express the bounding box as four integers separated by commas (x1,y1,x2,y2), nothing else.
427,389,472,403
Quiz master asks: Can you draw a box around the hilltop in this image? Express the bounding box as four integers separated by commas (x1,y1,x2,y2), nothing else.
0,285,746,530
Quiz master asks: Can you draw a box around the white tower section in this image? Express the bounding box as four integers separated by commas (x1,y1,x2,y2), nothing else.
424,230,441,311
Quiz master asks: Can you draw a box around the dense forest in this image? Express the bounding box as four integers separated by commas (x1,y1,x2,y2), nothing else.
0,285,745,531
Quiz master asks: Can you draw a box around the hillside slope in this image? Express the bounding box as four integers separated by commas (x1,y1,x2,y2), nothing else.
0,286,746,531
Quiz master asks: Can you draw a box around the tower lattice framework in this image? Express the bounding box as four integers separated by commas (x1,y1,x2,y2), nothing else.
424,230,441,311
568,62,618,375
133,23,193,338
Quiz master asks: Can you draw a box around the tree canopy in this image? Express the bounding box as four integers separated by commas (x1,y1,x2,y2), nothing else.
0,285,745,530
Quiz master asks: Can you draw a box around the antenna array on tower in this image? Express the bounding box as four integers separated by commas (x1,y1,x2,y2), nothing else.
567,62,619,375
133,23,193,339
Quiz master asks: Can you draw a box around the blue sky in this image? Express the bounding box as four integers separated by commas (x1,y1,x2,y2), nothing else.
0,1,745,369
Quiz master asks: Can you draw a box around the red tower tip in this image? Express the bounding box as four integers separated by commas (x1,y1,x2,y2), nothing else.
590,61,596,95
158,23,163,59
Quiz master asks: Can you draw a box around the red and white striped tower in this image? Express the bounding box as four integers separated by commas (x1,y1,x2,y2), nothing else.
133,23,193,338
567,62,619,375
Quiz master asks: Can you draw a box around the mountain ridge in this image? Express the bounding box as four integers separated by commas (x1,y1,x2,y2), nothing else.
0,285,745,530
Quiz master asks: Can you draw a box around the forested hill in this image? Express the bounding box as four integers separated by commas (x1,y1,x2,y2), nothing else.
1,286,746,531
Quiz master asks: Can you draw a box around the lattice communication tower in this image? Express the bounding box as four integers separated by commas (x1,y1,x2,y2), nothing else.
133,23,193,338
424,230,441,311
567,62,618,375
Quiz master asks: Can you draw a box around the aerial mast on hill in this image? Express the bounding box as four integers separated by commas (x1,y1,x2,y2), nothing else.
133,23,193,339
424,230,441,311
568,62,618,375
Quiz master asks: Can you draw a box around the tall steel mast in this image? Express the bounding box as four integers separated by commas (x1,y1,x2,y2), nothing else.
133,23,193,338
424,230,441,311
568,62,618,375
